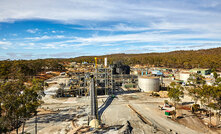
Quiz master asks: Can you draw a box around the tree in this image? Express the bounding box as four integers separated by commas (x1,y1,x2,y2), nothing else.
20,78,44,133
0,78,44,134
0,60,12,80
209,85,221,126
187,73,206,87
167,82,184,110
199,85,215,127
187,87,201,104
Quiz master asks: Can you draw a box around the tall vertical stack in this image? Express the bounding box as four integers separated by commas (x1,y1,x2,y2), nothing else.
90,78,98,120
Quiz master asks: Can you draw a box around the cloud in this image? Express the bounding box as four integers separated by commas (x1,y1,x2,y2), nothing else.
41,44,58,49
13,30,221,52
26,28,39,33
49,52,88,58
1,0,221,59
0,41,11,45
74,23,151,32
25,35,65,41
6,52,34,59
0,41,12,49
3,51,89,60
73,31,221,44
1,0,221,25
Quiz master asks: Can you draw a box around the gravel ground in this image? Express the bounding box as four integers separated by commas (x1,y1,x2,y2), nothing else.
19,75,218,134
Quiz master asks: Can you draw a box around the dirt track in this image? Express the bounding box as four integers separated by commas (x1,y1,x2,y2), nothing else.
101,92,207,134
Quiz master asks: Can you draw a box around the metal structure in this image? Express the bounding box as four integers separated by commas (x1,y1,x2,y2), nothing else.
95,67,113,95
90,78,98,120
138,76,160,92
111,62,130,75
94,57,114,95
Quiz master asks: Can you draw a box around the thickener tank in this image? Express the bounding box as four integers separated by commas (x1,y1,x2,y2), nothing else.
138,76,160,92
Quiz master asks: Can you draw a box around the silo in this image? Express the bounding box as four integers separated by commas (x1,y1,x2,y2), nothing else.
138,76,160,92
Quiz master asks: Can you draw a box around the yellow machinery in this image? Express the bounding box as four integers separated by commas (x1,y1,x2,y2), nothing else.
95,57,107,68
94,57,101,68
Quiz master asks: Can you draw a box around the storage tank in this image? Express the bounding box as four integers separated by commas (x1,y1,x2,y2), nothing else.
138,76,160,92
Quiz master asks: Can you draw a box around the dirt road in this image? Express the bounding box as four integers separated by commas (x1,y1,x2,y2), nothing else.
102,92,202,134
21,76,90,134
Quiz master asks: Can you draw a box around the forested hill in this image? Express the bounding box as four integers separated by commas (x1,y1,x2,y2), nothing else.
1,47,221,80
71,47,221,70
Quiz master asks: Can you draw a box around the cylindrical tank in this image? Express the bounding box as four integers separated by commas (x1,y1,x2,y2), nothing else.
138,76,160,92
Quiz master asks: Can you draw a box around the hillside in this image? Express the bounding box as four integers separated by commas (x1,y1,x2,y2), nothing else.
1,47,221,80
71,47,221,70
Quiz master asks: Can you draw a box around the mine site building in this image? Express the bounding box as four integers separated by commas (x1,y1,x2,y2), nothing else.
151,70,163,76
190,68,211,75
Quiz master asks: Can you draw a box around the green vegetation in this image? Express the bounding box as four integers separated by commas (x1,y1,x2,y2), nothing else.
187,73,206,104
0,59,65,133
167,82,184,110
70,47,221,70
0,78,44,133
0,59,65,80
187,73,206,86
186,74,221,126
1,47,221,80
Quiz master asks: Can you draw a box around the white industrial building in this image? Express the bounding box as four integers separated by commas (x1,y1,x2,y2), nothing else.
179,72,190,83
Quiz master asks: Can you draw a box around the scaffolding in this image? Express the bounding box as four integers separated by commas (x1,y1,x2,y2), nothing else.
94,67,114,95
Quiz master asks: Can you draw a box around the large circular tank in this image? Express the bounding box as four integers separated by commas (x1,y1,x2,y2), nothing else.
138,76,160,92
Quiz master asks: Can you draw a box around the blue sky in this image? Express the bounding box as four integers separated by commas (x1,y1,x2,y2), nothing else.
0,0,221,60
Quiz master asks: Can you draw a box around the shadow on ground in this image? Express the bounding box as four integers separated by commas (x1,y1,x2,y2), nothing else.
98,96,114,119
98,89,140,119
26,109,76,124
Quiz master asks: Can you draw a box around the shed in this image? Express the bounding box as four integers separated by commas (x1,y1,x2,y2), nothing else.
151,70,163,76
190,68,211,75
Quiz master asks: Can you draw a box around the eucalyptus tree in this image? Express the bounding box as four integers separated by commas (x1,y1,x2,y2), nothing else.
187,73,206,106
0,78,44,134
167,82,184,110
209,85,221,126
187,73,206,87
199,85,216,127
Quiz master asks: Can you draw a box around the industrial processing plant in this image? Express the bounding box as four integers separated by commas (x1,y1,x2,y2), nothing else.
1,1,221,133
2,55,221,134
22,57,219,134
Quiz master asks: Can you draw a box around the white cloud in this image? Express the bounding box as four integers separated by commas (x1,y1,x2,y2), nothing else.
26,28,39,33
25,35,65,41
0,0,221,25
41,44,58,49
12,34,17,36
0,41,12,49
75,23,151,32
1,0,221,59
73,31,221,44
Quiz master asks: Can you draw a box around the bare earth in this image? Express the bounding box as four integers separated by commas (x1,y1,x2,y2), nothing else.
16,76,219,134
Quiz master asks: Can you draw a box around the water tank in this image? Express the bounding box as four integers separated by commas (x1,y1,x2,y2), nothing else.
138,76,160,92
